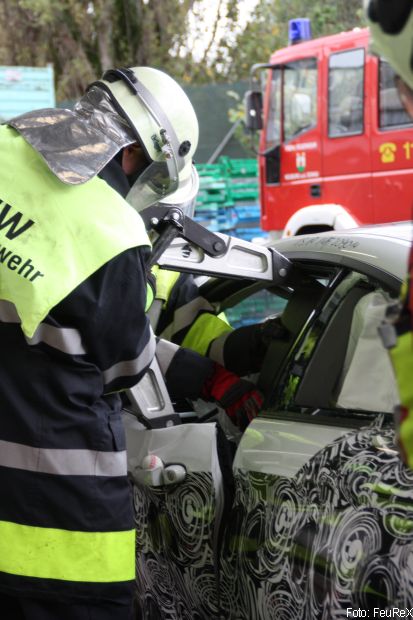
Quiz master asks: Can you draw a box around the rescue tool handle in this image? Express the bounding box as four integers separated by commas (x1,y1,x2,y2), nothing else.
141,205,227,269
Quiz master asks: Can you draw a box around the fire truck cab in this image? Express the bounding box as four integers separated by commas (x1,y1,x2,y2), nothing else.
245,20,413,238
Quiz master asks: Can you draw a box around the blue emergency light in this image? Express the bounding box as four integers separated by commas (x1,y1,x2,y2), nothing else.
288,18,312,45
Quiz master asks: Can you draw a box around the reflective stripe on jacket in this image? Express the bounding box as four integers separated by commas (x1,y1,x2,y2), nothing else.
155,269,233,355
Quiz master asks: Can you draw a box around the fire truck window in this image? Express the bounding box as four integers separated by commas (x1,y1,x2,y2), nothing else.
265,69,281,149
283,58,317,143
379,60,412,128
328,48,364,138
264,68,282,184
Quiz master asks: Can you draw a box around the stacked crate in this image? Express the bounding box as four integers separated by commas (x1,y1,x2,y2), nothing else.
194,158,277,330
224,290,288,329
194,156,265,242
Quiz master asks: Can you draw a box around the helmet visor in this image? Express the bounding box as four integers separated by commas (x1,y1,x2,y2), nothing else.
156,164,200,218
126,133,180,211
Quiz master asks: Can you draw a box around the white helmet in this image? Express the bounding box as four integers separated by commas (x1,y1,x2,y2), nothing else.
365,0,413,89
92,66,199,210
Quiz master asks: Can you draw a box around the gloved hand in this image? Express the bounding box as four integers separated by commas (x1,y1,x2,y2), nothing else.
202,363,263,431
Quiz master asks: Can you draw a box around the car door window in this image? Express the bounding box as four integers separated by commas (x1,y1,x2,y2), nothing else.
283,58,318,142
379,59,413,128
275,271,399,416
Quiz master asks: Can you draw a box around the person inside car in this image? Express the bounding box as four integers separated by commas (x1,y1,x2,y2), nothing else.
101,150,289,384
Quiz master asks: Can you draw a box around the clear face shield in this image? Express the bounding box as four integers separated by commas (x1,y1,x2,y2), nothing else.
155,164,200,218
144,165,200,247
125,129,180,212
99,68,184,212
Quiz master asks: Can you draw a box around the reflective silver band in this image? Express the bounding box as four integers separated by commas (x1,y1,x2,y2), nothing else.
0,299,86,355
0,439,127,477
155,338,179,374
160,296,214,341
26,323,86,354
103,329,156,385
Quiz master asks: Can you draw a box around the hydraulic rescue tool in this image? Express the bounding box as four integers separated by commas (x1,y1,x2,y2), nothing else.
125,207,293,429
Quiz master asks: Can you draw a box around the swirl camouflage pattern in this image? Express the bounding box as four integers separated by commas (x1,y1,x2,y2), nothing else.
133,423,413,619
134,471,220,619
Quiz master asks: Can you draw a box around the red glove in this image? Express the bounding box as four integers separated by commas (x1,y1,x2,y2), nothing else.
202,363,263,431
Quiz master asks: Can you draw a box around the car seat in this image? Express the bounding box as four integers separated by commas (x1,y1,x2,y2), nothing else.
336,291,399,413
294,283,371,409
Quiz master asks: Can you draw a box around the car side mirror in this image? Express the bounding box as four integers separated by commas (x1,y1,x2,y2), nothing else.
244,90,263,131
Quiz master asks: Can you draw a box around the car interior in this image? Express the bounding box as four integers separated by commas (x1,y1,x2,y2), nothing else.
293,276,373,410
256,269,400,419
123,259,402,445
336,289,399,413
198,263,400,424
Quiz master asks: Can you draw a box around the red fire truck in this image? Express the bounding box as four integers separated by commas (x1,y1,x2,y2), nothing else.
245,20,413,238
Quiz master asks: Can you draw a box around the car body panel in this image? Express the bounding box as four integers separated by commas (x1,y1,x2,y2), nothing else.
125,417,225,619
271,223,412,283
125,417,219,474
220,424,413,619
125,222,413,618
233,417,355,477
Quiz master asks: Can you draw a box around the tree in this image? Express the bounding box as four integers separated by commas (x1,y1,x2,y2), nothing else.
0,0,196,101
218,0,365,83
0,0,367,101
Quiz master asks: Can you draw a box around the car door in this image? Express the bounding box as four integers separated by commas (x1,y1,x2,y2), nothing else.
220,265,413,619
124,244,412,619
125,413,224,620
123,274,297,620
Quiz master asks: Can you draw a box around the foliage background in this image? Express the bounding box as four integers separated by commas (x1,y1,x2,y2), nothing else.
0,0,364,102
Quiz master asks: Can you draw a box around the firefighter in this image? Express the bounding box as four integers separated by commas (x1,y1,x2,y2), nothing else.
0,66,262,620
364,0,413,467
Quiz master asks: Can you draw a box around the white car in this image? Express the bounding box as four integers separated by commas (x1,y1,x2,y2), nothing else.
125,222,413,620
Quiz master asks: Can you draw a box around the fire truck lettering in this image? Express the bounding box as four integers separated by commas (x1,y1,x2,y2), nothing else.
285,141,317,152
403,142,413,159
379,142,397,164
